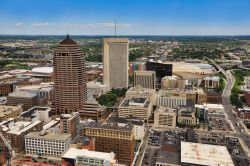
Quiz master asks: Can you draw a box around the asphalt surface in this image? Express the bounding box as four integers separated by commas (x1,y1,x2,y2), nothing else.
211,60,250,156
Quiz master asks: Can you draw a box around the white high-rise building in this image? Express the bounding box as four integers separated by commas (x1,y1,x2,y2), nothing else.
103,38,129,89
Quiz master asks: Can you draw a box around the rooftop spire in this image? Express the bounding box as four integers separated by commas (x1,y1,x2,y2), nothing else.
59,34,77,45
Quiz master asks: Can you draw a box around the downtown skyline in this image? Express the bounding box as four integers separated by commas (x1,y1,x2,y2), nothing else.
0,0,250,35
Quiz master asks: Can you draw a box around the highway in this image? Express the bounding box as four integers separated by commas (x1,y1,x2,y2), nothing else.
211,60,250,156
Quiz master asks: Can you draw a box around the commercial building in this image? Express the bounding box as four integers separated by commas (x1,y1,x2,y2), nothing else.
203,76,220,88
157,90,186,108
237,107,250,121
3,120,43,152
169,62,215,75
54,35,87,114
186,88,207,104
134,70,156,89
28,67,53,82
107,117,145,140
103,38,129,89
129,62,145,76
118,97,153,120
0,82,15,96
145,61,173,88
83,122,135,166
60,112,80,140
7,91,39,111
17,82,54,101
161,75,186,89
25,131,71,158
181,142,234,166
19,106,51,124
177,106,196,125
0,105,23,121
244,91,250,106
62,148,117,166
206,91,222,104
154,107,177,128
156,150,180,166
80,101,107,121
125,85,156,102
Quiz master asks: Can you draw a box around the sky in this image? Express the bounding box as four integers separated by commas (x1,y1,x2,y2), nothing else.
0,0,250,35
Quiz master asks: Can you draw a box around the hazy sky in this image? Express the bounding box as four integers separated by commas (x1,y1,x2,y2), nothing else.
0,0,250,35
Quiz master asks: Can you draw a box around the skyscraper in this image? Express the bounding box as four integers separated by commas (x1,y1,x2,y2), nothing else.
103,38,129,90
54,35,87,114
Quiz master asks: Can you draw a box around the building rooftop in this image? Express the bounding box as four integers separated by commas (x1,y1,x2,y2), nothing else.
62,148,116,162
8,91,37,98
120,97,150,108
84,121,133,132
7,120,42,135
20,106,51,119
107,117,144,126
204,76,220,81
59,35,77,45
195,103,224,110
0,105,22,118
156,150,180,165
25,131,71,141
181,142,234,166
31,67,53,74
18,83,53,91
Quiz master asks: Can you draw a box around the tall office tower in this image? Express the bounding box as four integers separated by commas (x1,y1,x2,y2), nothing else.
134,70,156,89
103,38,129,90
54,35,87,114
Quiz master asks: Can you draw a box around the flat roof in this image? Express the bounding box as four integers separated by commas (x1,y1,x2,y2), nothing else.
7,120,42,135
0,105,22,118
85,121,133,132
31,67,53,74
25,131,71,141
62,148,115,161
157,151,180,165
181,142,234,166
8,91,37,98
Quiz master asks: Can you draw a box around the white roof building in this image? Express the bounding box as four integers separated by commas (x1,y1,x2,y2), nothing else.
181,142,234,166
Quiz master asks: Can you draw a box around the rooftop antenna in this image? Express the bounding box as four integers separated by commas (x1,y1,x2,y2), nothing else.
115,19,117,37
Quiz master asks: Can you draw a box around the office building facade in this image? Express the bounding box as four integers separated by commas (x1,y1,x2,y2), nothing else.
54,35,87,114
134,70,156,89
103,38,129,89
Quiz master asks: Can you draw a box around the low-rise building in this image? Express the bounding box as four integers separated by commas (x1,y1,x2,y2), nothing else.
62,148,117,166
19,106,51,124
7,91,38,111
203,76,220,88
17,82,54,101
154,107,177,128
83,122,135,166
80,101,107,121
206,91,222,104
177,106,196,125
126,85,156,101
157,90,186,108
237,107,250,121
161,75,186,89
181,142,234,166
107,117,145,140
1,120,43,152
118,97,153,120
0,104,23,121
25,131,71,158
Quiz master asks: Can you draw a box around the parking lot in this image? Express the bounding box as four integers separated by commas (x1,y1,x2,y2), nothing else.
141,148,158,166
208,117,233,132
147,130,161,147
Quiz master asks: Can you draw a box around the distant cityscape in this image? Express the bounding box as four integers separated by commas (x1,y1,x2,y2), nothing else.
0,34,249,166
4,0,250,166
